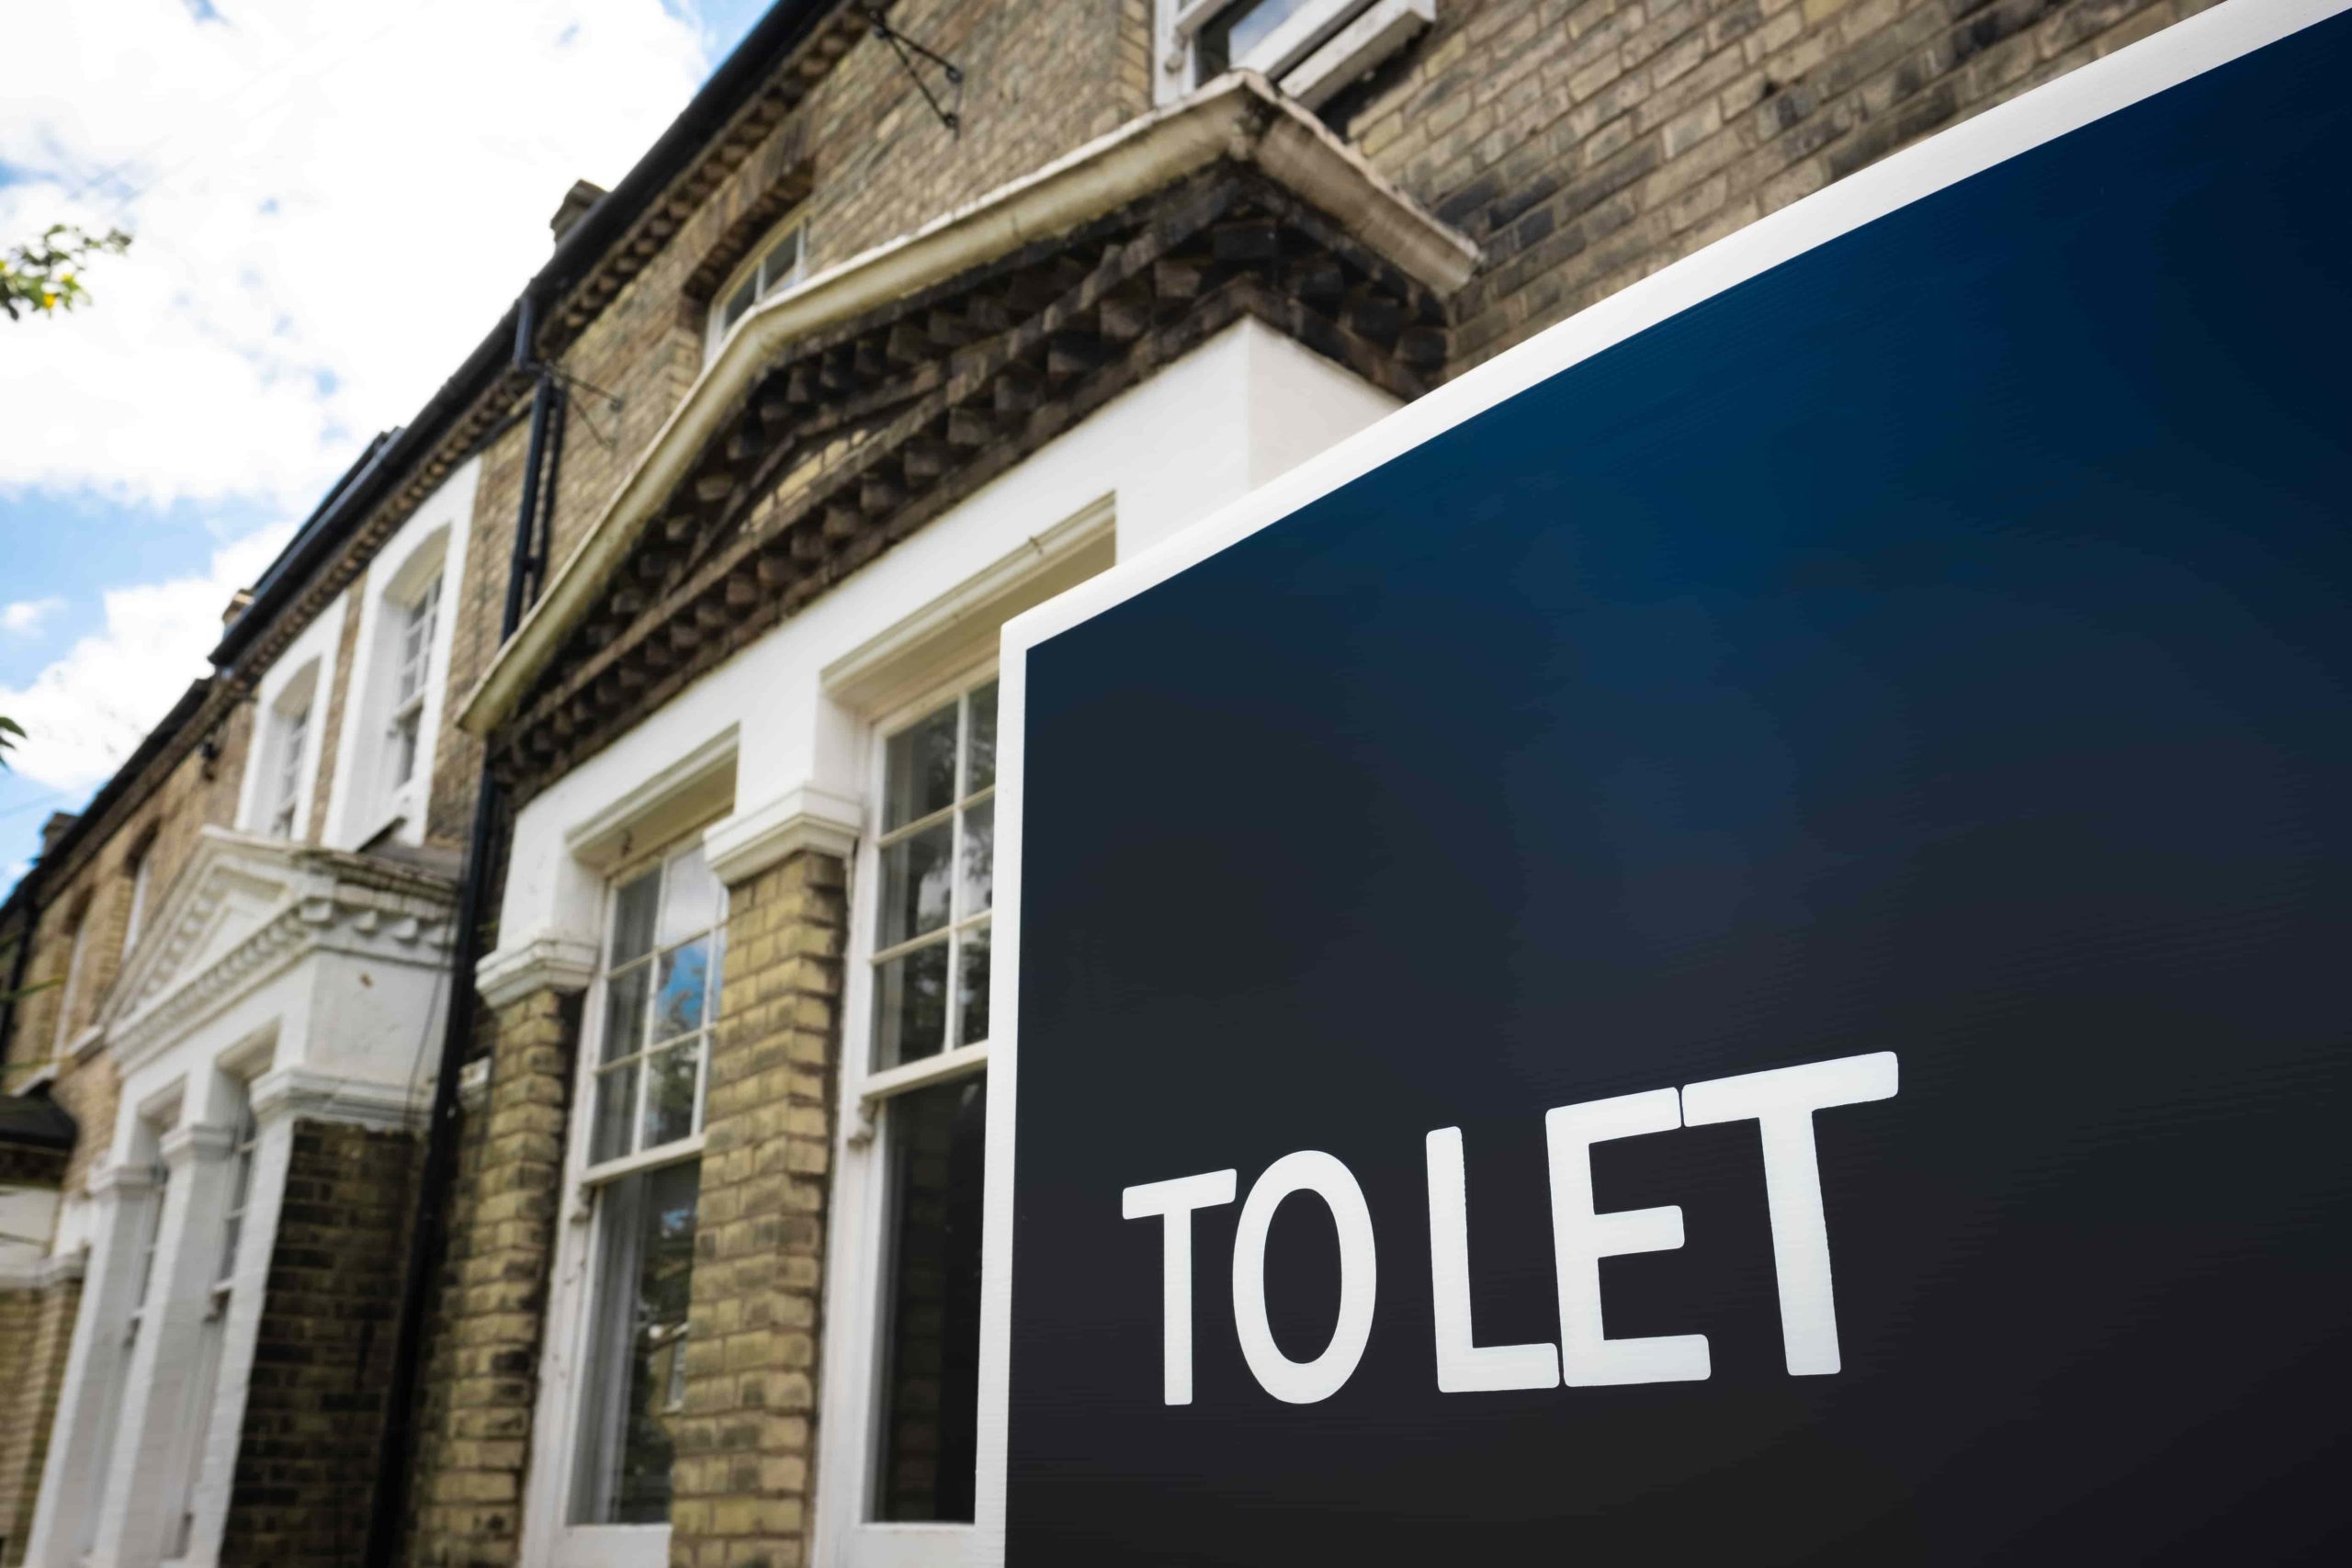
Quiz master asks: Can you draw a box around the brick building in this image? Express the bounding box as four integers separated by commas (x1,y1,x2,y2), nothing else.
0,2,2220,1565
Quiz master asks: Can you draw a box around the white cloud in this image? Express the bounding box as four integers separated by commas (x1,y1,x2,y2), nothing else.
0,525,292,791
1,598,66,637
0,0,711,510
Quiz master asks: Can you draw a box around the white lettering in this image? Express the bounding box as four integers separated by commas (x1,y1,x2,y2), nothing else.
1681,1052,1898,1375
1425,1127,1560,1392
1122,1168,1238,1405
1230,1151,1379,1404
1543,1088,1711,1387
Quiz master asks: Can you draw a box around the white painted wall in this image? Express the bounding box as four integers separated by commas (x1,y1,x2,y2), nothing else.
492,318,1396,963
325,457,481,850
233,595,346,840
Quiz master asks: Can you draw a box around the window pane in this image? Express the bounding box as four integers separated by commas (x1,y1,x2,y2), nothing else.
601,963,650,1064
1198,0,1316,78
884,702,959,829
876,941,949,1069
956,925,990,1049
579,1161,700,1525
876,1073,986,1523
878,820,954,948
966,681,997,793
640,1042,701,1150
652,939,711,1043
760,228,802,294
611,869,661,965
959,799,993,917
719,276,754,336
658,843,719,948
592,1062,639,1164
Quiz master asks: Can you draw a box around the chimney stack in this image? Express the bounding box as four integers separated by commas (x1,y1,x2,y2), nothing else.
39,812,78,859
551,179,607,244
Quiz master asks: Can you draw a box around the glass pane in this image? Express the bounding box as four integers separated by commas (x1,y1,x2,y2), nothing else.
1199,0,1315,77
719,276,754,335
611,869,661,966
601,962,650,1064
884,702,958,830
641,1042,701,1150
581,1161,701,1525
592,1062,639,1164
878,820,954,948
876,941,949,1069
876,1073,987,1522
966,681,997,793
652,938,711,1043
959,799,993,917
956,925,990,1049
658,843,719,948
761,228,802,294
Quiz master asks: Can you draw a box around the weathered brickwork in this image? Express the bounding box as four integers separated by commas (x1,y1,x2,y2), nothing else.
668,849,845,1568
405,988,581,1568
219,1120,421,1568
7,697,254,1200
1334,0,2216,370
0,1274,80,1566
424,419,531,850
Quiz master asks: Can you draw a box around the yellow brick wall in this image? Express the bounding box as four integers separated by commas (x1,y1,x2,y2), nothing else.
669,848,845,1568
0,1272,82,1567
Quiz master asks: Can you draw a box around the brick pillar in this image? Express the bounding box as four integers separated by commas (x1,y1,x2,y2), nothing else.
220,1121,420,1567
406,987,582,1567
670,848,846,1568
0,1264,81,1568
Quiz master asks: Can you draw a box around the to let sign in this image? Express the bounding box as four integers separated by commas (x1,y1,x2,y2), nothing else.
988,3,2352,1562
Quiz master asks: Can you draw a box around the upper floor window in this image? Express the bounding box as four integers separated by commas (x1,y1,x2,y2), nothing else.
707,220,806,362
268,703,311,839
50,898,92,1056
1157,0,1434,108
119,834,155,959
390,573,441,789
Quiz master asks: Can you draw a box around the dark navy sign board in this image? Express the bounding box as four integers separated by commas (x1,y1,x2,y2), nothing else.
1004,9,2351,1563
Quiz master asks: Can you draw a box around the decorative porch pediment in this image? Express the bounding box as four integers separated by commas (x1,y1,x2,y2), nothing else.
100,827,459,1071
459,73,1478,797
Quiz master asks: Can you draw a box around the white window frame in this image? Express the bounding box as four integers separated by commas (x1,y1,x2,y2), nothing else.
49,902,92,1059
267,701,311,840
388,571,441,793
324,458,476,852
119,839,153,960
705,215,808,365
818,660,999,1568
1153,0,1435,109
522,827,728,1568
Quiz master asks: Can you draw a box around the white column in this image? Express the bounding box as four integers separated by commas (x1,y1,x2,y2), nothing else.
177,1094,301,1567
24,1159,155,1568
87,1121,237,1568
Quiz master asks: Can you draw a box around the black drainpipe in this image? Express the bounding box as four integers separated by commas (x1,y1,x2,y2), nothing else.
365,299,564,1568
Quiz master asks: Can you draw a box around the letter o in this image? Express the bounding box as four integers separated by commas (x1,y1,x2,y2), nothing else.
1230,1149,1378,1404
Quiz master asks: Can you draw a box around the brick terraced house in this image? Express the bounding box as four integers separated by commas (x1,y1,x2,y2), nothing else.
0,2,2219,1564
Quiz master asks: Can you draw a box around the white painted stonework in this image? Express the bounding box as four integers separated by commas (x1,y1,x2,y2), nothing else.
487,315,1395,1568
24,827,458,1568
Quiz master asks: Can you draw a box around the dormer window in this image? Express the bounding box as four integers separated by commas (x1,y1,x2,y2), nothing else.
390,573,441,788
1156,0,1435,108
707,220,806,362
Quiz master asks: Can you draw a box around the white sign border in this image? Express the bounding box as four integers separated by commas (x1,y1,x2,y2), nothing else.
974,0,2348,1555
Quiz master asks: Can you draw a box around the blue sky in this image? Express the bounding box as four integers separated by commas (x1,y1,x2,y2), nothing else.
0,0,776,885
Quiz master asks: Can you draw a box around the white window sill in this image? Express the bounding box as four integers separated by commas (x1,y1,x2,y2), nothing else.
543,1521,670,1568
